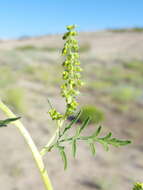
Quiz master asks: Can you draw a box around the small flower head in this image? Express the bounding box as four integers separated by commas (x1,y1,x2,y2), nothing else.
61,25,83,117
49,109,63,120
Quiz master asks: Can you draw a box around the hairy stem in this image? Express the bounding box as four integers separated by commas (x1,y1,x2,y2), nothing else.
0,100,53,190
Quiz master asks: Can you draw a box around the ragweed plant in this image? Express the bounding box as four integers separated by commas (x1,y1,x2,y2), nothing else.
0,25,132,190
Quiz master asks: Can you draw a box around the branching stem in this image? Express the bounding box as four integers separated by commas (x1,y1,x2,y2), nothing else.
40,119,65,156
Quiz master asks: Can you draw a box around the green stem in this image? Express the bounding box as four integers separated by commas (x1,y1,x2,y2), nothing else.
0,100,53,190
40,120,65,156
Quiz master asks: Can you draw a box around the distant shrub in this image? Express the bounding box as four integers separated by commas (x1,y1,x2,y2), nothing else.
79,105,104,124
101,66,124,84
16,45,59,52
16,45,37,51
131,27,143,32
109,27,143,33
4,88,25,113
124,60,143,74
109,28,129,33
23,65,37,74
0,67,16,88
35,69,50,84
41,47,59,52
92,81,112,91
111,86,141,103
23,64,62,86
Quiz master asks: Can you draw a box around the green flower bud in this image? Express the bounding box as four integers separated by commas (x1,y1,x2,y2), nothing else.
62,48,67,55
74,66,82,72
70,31,77,36
62,60,70,67
75,61,80,65
72,44,79,51
66,25,76,31
66,96,72,104
73,53,79,59
49,109,63,120
76,80,84,87
62,71,69,80
62,32,70,40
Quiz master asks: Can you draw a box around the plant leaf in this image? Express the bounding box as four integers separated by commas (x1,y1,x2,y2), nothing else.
59,146,67,170
0,117,21,127
89,142,96,155
102,142,109,151
92,126,102,138
62,111,81,136
77,117,90,135
102,132,112,140
72,139,77,157
108,138,131,147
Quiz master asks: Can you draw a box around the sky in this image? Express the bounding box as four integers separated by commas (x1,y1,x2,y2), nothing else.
0,0,143,38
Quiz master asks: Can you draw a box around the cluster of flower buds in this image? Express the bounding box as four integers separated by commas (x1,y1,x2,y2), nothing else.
48,25,83,120
61,25,83,117
49,108,63,120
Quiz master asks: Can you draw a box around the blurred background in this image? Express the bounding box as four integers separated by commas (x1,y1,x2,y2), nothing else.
0,0,143,190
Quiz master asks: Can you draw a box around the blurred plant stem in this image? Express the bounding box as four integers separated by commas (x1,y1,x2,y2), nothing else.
0,100,53,190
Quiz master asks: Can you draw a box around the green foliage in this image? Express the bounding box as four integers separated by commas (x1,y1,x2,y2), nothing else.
79,105,105,124
133,183,143,190
109,27,143,33
132,27,143,32
16,45,59,52
124,60,143,74
0,117,20,127
23,64,37,74
91,81,112,91
16,45,37,51
4,88,26,113
44,111,131,169
111,86,141,103
23,65,49,84
33,68,49,84
41,47,59,52
0,67,16,88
